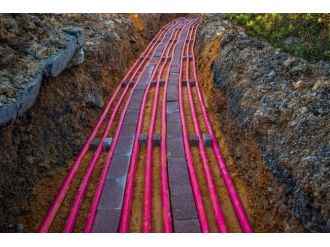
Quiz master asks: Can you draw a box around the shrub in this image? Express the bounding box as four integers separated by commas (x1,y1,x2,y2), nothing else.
228,14,330,62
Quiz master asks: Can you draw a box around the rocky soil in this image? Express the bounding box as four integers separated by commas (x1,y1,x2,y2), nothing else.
0,14,67,102
0,13,180,232
197,14,329,232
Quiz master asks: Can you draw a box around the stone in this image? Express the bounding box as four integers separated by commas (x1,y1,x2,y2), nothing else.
202,133,213,147
181,80,196,86
189,134,199,146
293,80,304,89
139,133,148,145
151,79,165,86
153,133,161,146
83,91,104,108
89,137,112,151
183,55,193,61
161,57,171,61
68,47,84,67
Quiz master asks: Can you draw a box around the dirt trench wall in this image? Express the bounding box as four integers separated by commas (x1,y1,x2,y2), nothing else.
0,13,181,232
197,14,329,232
0,28,84,127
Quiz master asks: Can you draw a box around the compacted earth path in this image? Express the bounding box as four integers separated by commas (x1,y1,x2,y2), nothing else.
37,15,253,233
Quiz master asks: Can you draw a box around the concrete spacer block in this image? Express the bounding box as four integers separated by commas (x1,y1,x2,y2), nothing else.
202,133,213,147
189,134,199,146
153,133,161,146
151,80,166,86
159,80,166,86
139,133,148,146
182,80,195,86
140,56,151,60
121,81,128,87
89,137,113,151
103,138,113,150
129,82,135,87
183,55,193,61
151,80,157,86
161,57,171,61
89,138,100,150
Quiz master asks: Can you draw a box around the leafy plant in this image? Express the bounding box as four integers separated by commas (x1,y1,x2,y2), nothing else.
228,14,330,62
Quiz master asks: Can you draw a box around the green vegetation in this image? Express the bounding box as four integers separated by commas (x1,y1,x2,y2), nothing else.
228,14,330,62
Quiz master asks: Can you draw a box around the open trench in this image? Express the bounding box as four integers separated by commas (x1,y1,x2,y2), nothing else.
20,15,258,233
195,32,306,232
6,14,311,233
7,14,181,233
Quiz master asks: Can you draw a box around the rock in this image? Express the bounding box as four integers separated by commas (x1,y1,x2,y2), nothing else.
104,32,115,42
68,47,84,67
266,70,276,80
0,15,85,127
0,95,6,106
83,91,104,108
293,80,304,89
292,79,315,90
0,78,16,98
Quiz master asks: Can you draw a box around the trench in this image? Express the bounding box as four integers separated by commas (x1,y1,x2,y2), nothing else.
1,14,308,233
3,14,181,233
195,33,305,233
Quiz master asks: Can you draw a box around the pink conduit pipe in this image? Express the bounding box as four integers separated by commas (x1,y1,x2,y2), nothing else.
159,20,187,233
158,16,195,233
38,59,130,233
83,19,178,233
64,72,135,232
38,18,174,233
160,75,172,232
177,19,210,233
184,23,228,233
119,19,186,233
190,24,253,233
38,85,121,232
143,19,184,233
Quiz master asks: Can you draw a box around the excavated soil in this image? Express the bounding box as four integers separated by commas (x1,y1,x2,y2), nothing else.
196,33,305,232
0,14,181,232
3,14,326,233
